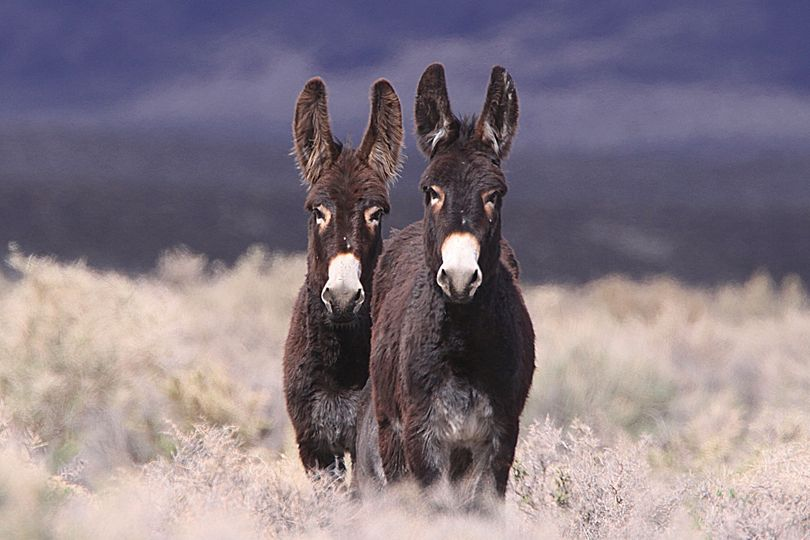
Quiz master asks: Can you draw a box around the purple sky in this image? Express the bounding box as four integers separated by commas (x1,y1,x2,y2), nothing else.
2,0,809,152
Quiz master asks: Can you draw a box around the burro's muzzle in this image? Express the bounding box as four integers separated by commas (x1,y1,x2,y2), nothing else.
436,232,482,303
321,253,365,320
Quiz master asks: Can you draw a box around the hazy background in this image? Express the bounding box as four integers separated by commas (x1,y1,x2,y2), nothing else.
2,0,809,283
3,4,810,536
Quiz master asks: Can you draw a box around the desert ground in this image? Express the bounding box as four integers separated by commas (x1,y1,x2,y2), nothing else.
1,246,808,538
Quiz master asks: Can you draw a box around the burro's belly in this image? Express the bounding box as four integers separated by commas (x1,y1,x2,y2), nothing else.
427,377,495,447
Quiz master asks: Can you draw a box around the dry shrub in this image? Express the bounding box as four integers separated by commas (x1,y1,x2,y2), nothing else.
52,423,345,539
2,411,810,538
695,442,810,538
0,247,302,483
1,248,809,537
524,273,810,471
0,404,86,538
511,418,688,539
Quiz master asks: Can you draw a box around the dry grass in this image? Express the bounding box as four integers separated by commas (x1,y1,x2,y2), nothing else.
1,247,808,538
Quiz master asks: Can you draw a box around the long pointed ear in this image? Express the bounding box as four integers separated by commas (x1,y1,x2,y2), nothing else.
358,79,404,185
292,77,340,186
475,66,518,159
415,63,458,156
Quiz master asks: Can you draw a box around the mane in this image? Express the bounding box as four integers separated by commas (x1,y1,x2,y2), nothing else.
332,142,367,175
423,114,481,157
303,140,390,203
333,140,397,186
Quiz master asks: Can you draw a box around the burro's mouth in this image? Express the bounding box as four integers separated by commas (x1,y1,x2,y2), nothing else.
436,232,482,303
327,312,360,328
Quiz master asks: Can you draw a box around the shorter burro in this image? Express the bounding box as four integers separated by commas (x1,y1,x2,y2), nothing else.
356,64,535,504
283,76,404,480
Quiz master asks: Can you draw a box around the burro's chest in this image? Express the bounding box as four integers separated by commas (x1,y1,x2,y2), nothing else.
310,387,362,450
427,375,496,446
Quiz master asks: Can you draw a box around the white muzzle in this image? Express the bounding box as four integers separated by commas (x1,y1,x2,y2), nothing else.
321,253,364,316
436,233,482,302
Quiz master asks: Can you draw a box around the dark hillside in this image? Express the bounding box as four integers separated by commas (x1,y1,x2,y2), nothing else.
2,128,808,284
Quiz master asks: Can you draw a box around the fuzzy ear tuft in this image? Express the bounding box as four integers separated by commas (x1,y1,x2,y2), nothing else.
475,66,519,159
414,63,458,156
292,77,340,185
359,79,404,185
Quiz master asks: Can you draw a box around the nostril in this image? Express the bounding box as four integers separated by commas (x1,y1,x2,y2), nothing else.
351,289,365,313
469,269,481,287
321,287,333,312
436,268,448,290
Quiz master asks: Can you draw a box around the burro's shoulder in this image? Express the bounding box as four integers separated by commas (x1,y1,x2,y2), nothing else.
376,222,423,276
494,243,533,333
384,221,423,252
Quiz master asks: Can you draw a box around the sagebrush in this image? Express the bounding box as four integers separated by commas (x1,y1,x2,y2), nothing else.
1,247,808,538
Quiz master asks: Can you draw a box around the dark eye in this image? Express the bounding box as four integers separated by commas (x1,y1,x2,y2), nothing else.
485,191,500,206
312,207,325,224
366,207,383,225
424,186,441,205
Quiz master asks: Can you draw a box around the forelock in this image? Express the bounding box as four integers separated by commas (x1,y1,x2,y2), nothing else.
420,119,507,192
306,145,390,205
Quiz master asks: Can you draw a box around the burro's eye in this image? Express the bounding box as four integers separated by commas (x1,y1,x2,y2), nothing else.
424,184,444,208
365,206,384,226
484,190,500,207
312,205,331,227
482,189,501,219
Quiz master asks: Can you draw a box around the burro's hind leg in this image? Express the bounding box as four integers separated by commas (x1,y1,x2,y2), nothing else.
353,386,386,497
299,442,346,484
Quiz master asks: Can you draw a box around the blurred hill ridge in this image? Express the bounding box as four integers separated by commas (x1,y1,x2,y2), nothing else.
1,126,808,284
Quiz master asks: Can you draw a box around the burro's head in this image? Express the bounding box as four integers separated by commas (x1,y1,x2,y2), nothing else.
414,64,518,303
293,77,403,322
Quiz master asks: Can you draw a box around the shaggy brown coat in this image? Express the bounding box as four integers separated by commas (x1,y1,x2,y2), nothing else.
284,77,403,477
356,64,535,501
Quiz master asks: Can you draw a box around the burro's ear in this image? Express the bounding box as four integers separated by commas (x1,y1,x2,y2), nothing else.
414,63,458,156
358,79,404,185
475,66,518,159
292,77,340,186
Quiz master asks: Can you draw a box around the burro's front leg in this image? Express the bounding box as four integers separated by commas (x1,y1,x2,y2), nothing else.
297,440,346,480
491,417,520,497
403,407,444,488
377,415,406,483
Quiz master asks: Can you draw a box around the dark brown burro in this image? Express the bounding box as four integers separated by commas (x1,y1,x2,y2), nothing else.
283,76,404,479
356,64,535,503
